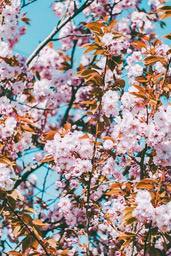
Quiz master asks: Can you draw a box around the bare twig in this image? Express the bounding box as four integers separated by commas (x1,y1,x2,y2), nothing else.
86,57,108,255
60,40,80,126
13,162,46,189
21,0,39,8
26,0,94,66
52,33,91,41
6,200,50,256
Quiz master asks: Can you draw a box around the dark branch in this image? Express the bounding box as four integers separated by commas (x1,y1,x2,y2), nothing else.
21,0,39,8
26,0,94,66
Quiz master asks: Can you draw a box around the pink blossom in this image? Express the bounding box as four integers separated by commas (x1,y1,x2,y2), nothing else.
102,90,119,117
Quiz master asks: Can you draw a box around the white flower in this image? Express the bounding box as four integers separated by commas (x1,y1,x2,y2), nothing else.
135,190,152,204
0,163,16,191
155,202,171,232
5,117,17,133
102,90,119,117
58,197,71,214
101,33,114,46
0,42,12,57
52,2,64,17
103,139,114,150
133,190,154,223
12,0,20,7
34,79,51,98
148,0,163,8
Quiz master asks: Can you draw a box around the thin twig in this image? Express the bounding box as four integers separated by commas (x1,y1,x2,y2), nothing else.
144,222,152,256
13,162,46,189
71,40,78,68
26,0,94,66
21,0,38,8
86,57,108,255
52,33,91,41
6,200,50,256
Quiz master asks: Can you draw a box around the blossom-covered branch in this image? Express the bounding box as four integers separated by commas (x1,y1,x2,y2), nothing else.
0,0,171,255
26,0,94,65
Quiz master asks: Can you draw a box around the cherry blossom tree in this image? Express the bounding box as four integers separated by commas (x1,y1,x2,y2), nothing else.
0,0,171,255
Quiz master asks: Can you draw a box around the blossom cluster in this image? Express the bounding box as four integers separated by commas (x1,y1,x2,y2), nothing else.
0,163,16,191
134,190,171,233
0,0,171,255
148,105,171,166
0,0,26,48
45,130,94,179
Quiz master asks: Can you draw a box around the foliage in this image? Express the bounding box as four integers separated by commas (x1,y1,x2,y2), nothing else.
0,0,171,255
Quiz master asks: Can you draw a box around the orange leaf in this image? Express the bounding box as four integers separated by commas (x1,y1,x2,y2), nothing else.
144,56,166,65
164,33,171,40
32,219,48,227
64,122,71,131
106,183,122,196
40,155,54,163
8,252,22,256
43,129,57,140
0,156,15,167
131,40,146,49
79,134,90,140
136,179,158,190
86,22,102,34
136,76,148,83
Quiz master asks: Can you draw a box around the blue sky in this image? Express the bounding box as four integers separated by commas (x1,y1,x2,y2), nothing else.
16,0,171,57
15,0,171,197
8,0,171,249
15,0,56,56
15,0,171,180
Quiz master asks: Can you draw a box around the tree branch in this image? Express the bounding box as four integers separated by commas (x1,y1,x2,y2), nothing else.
26,0,94,66
21,0,39,8
13,162,46,189
6,200,50,256
60,40,80,126
85,57,108,255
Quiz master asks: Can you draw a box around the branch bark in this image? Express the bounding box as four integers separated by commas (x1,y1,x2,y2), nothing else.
13,162,46,189
26,0,94,66
21,0,39,8
6,200,50,256
85,57,108,255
